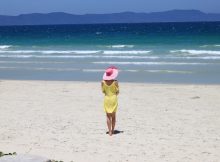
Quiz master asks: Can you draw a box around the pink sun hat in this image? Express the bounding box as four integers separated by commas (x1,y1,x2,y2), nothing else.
103,66,119,80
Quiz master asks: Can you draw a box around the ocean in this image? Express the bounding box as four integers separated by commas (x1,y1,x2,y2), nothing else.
0,22,220,84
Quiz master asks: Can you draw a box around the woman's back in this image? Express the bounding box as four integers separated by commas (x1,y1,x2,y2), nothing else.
102,80,119,96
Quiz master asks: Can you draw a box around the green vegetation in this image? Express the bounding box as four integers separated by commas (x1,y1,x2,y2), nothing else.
0,151,17,157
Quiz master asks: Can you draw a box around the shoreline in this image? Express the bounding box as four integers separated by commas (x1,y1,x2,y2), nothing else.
1,79,220,86
0,80,220,161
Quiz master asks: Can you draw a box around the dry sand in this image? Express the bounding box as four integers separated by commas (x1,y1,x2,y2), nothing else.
0,80,220,162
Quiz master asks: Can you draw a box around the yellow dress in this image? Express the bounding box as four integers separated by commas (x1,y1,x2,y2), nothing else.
102,81,119,113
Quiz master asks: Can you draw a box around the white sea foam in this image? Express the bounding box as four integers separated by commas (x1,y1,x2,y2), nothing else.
92,61,208,65
0,45,12,49
42,50,100,54
0,50,39,54
200,44,220,47
0,55,33,58
125,70,139,72
164,56,220,60
184,56,220,60
0,66,79,71
0,61,72,64
200,45,209,48
0,49,152,55
1,53,220,61
170,49,220,55
0,50,101,54
103,50,151,55
0,54,160,59
102,55,159,59
145,70,193,74
107,45,134,48
0,54,101,58
104,55,220,60
0,66,17,69
82,69,104,72
30,67,79,71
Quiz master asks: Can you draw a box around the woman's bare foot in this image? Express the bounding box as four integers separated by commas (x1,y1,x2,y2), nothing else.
109,131,112,136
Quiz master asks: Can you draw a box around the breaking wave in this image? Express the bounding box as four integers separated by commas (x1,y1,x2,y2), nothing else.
170,49,220,55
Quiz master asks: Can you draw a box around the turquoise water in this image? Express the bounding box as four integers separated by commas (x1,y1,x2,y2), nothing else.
0,22,220,84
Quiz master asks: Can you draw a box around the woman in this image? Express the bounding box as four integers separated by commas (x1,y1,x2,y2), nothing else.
101,66,119,136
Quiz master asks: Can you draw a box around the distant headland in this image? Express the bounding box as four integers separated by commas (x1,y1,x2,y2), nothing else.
0,9,220,26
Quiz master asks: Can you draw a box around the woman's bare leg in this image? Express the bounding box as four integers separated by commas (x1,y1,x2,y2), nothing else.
106,113,112,136
112,112,116,134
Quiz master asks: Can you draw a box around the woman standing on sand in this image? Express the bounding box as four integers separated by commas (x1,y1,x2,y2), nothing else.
101,66,119,136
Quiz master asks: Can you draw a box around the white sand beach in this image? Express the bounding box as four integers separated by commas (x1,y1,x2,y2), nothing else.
0,80,220,162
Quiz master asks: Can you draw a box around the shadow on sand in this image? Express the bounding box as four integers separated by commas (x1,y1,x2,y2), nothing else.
106,130,124,135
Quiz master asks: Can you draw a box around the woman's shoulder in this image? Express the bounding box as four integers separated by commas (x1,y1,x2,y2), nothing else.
102,80,119,86
101,80,105,85
114,80,119,86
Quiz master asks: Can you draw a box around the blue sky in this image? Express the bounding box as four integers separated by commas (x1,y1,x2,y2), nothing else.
0,0,219,15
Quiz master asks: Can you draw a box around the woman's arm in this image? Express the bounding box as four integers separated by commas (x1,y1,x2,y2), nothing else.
101,81,105,94
115,80,119,95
